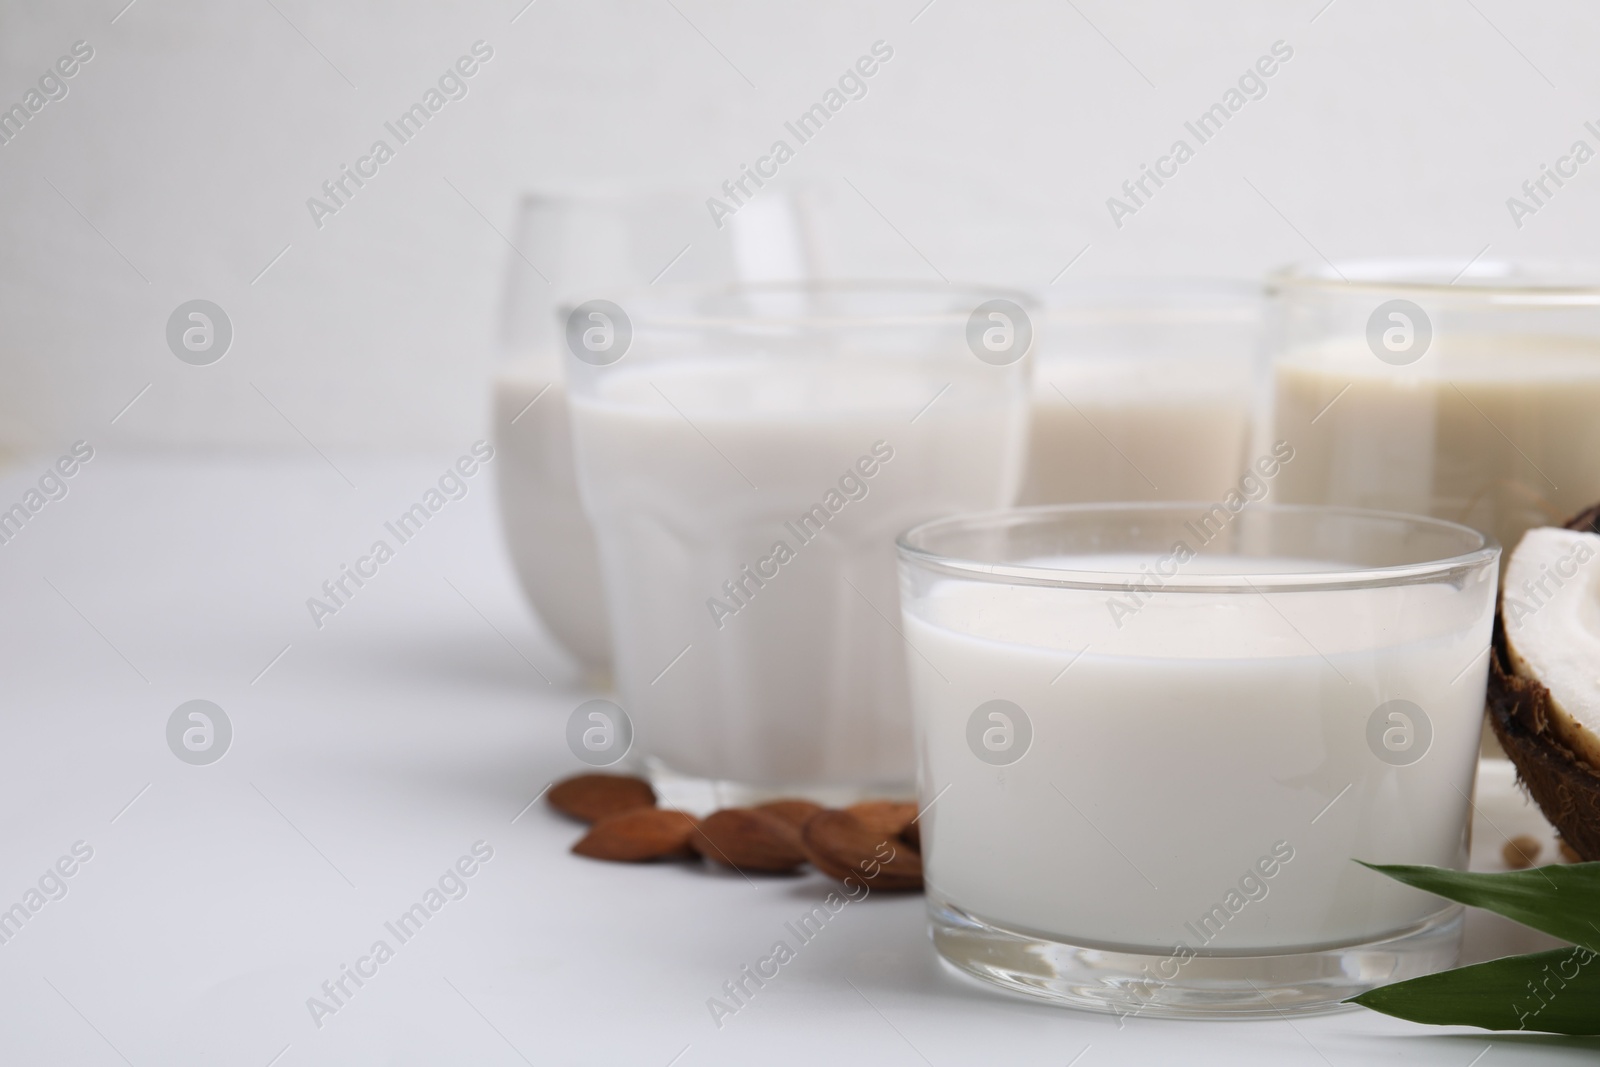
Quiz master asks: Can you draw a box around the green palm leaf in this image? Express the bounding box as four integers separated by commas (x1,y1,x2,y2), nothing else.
1348,861,1600,1035
1357,861,1600,951
1349,946,1600,1034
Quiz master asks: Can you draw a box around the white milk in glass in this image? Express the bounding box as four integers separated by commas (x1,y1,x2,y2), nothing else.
1021,282,1259,506
1023,359,1251,505
492,366,610,674
489,193,818,674
571,360,1026,789
905,556,1495,952
1273,336,1600,557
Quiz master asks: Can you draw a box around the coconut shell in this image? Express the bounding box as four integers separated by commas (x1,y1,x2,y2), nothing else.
1565,501,1600,537
1486,504,1600,861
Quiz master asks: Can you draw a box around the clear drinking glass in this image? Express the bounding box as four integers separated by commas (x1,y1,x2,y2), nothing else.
564,282,1034,803
897,502,1499,1016
492,190,814,676
1266,260,1600,556
1022,280,1261,506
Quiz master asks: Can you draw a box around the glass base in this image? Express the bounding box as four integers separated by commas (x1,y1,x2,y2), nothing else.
930,892,1464,1019
645,756,914,815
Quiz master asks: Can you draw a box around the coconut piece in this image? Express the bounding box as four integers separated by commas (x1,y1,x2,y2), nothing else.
1501,525,1600,769
1488,506,1600,862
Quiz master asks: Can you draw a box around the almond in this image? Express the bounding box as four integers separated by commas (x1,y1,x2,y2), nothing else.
846,800,919,840
755,799,825,830
548,773,656,824
844,796,921,857
801,809,923,891
572,808,698,862
1502,834,1542,870
690,809,807,873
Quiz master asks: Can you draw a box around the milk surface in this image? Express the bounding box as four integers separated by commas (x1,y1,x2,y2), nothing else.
905,555,1496,952
1273,336,1600,555
571,358,1026,787
492,368,611,673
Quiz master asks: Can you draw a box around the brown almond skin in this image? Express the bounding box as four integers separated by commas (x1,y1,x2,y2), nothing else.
572,808,698,862
846,800,918,840
690,809,807,873
1502,834,1542,869
755,799,825,830
801,809,923,891
548,774,656,824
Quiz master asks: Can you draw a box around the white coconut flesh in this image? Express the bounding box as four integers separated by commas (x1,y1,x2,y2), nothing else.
1502,525,1600,770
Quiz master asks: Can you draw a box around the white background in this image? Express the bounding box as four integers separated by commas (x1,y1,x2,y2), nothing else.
2,0,1598,451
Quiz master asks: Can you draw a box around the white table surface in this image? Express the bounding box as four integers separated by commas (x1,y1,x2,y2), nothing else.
0,452,1593,1066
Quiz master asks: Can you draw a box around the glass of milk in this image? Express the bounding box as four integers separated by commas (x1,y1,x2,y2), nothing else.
897,502,1498,1016
1267,260,1600,558
565,283,1033,804
492,191,814,678
1022,279,1261,506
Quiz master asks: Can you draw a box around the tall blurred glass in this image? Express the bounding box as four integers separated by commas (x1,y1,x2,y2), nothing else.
1266,261,1600,557
564,283,1033,800
1021,280,1261,506
492,191,813,676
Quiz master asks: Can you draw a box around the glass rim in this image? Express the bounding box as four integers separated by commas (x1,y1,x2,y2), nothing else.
1267,259,1600,306
896,502,1500,594
557,280,1034,331
1040,276,1261,325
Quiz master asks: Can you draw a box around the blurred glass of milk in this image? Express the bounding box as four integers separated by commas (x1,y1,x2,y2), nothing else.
492,190,815,678
1020,280,1262,507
